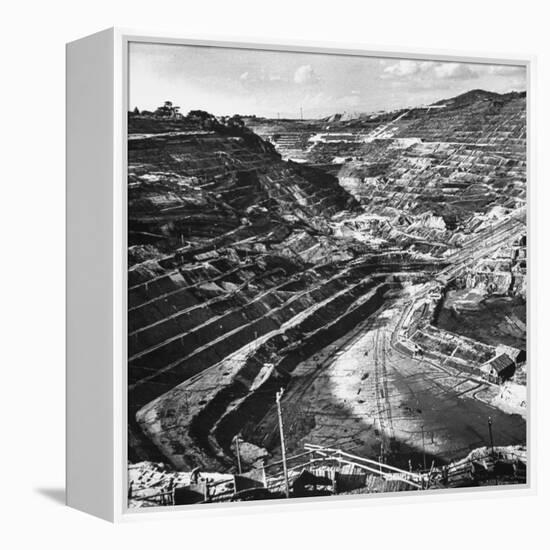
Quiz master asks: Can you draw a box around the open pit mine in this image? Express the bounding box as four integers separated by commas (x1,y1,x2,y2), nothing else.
127,90,527,507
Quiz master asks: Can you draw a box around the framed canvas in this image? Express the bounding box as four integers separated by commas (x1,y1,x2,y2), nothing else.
66,28,534,522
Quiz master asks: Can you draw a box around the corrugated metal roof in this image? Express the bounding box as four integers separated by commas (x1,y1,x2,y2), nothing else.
487,353,515,374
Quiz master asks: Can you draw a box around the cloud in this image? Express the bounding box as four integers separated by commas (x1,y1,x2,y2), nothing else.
486,65,525,76
433,63,479,80
382,60,525,85
383,60,432,77
294,64,319,85
239,69,287,90
383,60,480,81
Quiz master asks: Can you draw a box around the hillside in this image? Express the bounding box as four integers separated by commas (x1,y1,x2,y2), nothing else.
127,111,368,461
128,115,358,255
127,93,526,487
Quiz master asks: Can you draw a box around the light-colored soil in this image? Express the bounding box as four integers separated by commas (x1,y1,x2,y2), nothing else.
254,285,526,469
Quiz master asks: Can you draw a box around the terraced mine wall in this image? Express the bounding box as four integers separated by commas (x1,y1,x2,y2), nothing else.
128,127,358,250
136,280,389,470
127,96,526,474
248,91,526,260
128,252,442,462
130,262,363,403
358,94,524,217
127,116,370,463
199,283,388,458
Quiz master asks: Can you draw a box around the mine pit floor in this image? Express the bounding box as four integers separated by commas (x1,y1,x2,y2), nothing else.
255,286,526,470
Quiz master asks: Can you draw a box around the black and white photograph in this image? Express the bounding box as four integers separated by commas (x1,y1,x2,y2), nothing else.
126,42,527,507
5,0,550,546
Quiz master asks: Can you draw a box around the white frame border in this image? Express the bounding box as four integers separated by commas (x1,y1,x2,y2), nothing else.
113,28,536,522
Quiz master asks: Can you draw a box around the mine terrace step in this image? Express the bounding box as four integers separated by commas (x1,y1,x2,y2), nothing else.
135,281,389,470
128,268,384,415
128,262,377,381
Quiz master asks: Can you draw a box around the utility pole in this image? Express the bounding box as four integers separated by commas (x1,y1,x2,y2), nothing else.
261,459,267,488
234,434,242,474
488,417,497,485
421,425,427,471
275,388,290,498
488,417,495,457
300,106,303,120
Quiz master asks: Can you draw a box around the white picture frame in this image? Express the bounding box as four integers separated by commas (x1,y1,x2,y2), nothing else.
66,27,535,522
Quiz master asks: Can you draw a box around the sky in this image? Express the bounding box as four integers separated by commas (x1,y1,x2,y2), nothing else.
129,42,526,119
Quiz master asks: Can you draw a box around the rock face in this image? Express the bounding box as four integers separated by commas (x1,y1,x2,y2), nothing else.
128,122,357,251
249,91,526,258
127,114,366,462
128,91,526,477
